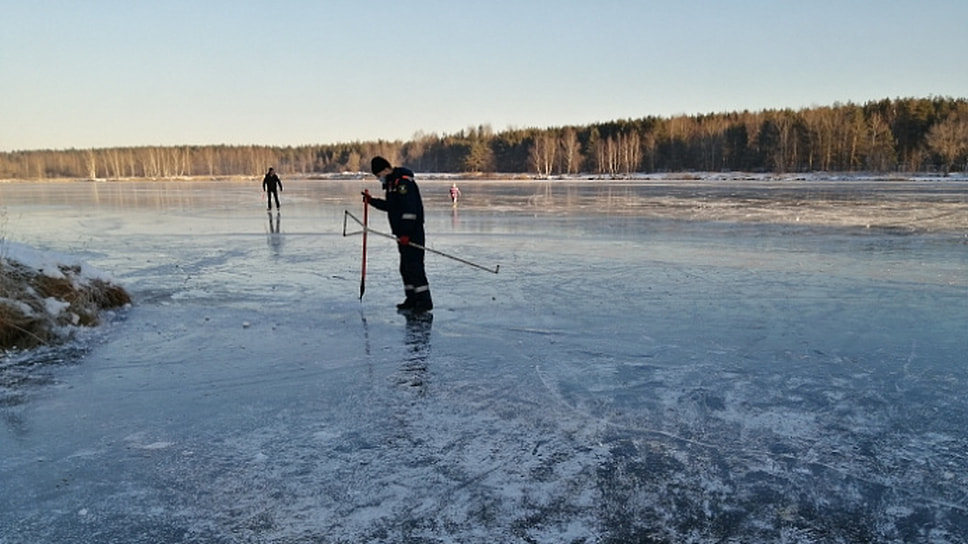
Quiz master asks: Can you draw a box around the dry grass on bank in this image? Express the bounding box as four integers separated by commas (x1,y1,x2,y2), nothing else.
0,258,130,351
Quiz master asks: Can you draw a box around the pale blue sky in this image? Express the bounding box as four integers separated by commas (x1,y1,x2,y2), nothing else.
2,0,965,151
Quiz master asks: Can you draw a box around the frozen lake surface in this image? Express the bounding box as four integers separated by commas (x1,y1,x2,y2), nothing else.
1,178,967,543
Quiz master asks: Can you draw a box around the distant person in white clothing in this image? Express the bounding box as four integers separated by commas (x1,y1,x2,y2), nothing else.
449,183,461,207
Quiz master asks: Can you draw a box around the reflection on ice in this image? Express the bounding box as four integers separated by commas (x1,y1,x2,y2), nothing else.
266,210,283,257
396,314,432,394
0,179,966,543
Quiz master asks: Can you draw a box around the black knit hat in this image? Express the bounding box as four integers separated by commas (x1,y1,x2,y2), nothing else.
371,156,391,175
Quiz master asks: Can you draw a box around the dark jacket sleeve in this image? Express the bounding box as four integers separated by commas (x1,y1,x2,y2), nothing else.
368,196,388,212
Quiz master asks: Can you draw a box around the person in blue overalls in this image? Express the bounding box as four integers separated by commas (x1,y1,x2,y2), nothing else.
364,156,433,314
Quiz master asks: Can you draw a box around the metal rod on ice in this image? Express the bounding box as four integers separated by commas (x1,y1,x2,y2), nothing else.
342,210,500,275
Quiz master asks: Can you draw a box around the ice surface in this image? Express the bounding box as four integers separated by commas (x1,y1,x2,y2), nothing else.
1,178,967,543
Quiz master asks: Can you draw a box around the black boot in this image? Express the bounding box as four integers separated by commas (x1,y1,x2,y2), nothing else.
411,291,433,313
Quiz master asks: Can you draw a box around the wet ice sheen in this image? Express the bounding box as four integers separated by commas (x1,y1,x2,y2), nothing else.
1,179,966,543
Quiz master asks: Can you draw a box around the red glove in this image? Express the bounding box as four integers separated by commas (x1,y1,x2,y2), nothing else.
397,235,410,246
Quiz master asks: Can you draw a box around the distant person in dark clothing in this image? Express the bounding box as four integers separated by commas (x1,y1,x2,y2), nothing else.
263,167,282,210
364,156,433,313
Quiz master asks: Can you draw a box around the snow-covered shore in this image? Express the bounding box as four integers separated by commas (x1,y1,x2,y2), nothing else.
0,241,130,351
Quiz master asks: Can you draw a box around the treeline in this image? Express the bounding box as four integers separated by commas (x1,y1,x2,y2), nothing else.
2,96,967,180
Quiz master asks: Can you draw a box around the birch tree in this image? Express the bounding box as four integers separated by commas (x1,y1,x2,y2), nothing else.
529,132,557,177
85,149,97,179
559,127,582,174
926,113,968,175
619,132,641,175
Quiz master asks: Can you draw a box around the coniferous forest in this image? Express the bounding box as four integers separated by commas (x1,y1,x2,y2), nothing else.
2,97,967,180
